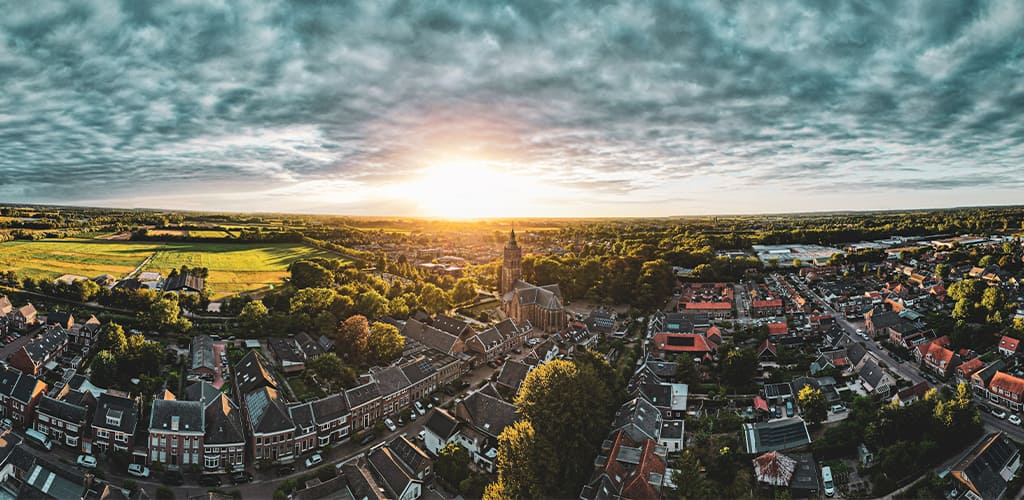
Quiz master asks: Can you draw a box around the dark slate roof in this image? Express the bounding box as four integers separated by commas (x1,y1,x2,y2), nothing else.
294,333,325,358
368,447,415,498
191,335,216,372
311,393,349,423
204,393,245,445
183,381,220,405
399,357,436,386
953,432,1021,500
23,325,68,365
858,360,887,389
164,273,204,292
432,315,472,337
93,393,139,434
636,382,673,409
506,280,563,309
613,397,663,443
424,409,459,440
388,436,431,474
496,361,530,392
37,395,86,423
149,399,204,433
742,418,812,454
340,463,382,500
244,387,294,434
868,310,901,330
59,389,92,408
846,342,868,366
400,319,459,354
46,311,74,329
345,382,381,409
460,391,518,439
0,366,23,398
235,350,278,395
11,372,43,404
373,366,411,396
289,402,315,431
660,420,684,439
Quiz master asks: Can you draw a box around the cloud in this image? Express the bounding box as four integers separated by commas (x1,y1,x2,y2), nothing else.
0,0,1022,216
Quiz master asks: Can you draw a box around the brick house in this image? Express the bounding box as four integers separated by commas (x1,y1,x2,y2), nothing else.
0,365,47,426
989,371,1024,411
345,382,382,432
34,391,92,449
7,325,68,376
89,392,140,454
8,304,37,331
148,399,205,469
998,336,1020,358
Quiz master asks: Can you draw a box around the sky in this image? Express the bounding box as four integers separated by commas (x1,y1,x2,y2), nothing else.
1,0,1023,218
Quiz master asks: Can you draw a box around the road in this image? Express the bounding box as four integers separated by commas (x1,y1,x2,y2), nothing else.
797,279,926,385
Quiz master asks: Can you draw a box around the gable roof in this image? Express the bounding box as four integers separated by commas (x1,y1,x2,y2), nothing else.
999,336,1020,353
164,273,204,292
400,318,460,354
367,447,417,498
388,435,431,474
612,397,663,443
372,366,411,397
21,325,68,366
957,358,985,379
459,391,518,439
191,335,216,372
183,381,220,405
92,393,138,434
742,418,812,454
582,429,666,500
951,432,1021,500
36,395,87,423
432,314,473,337
149,399,204,433
496,361,531,394
234,350,278,395
311,393,349,423
858,360,889,390
424,409,459,440
244,386,294,434
203,393,245,445
651,333,715,354
345,381,381,409
989,371,1024,397
767,322,788,335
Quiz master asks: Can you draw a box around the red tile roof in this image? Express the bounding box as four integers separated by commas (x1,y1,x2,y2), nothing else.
989,371,1024,399
652,333,715,353
751,299,783,309
767,322,788,335
957,358,985,378
924,342,956,370
916,335,951,357
999,336,1020,353
754,396,769,412
592,430,666,499
683,301,732,310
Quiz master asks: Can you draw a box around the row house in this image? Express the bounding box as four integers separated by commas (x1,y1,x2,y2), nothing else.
0,365,47,425
34,391,91,449
988,371,1024,412
400,318,466,357
7,303,37,331
971,360,1006,398
7,325,68,376
88,391,140,454
47,312,101,346
184,382,246,473
751,299,784,318
149,398,205,469
289,393,350,453
245,386,296,463
400,357,438,404
346,382,382,432
466,319,531,362
373,366,412,417
679,301,733,319
288,402,319,458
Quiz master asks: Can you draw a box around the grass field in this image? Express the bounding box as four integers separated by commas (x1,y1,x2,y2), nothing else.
0,239,338,299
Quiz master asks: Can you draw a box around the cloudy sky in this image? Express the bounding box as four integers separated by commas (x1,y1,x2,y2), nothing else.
1,0,1023,218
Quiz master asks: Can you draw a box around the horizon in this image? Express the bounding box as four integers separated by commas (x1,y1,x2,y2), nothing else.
2,1,1023,217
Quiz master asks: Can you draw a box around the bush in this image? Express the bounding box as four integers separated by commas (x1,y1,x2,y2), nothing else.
155,486,175,500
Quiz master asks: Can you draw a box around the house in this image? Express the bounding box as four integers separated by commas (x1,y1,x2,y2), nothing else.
950,432,1022,500
367,444,423,500
0,297,11,317
495,360,531,396
45,311,74,329
0,365,47,426
244,387,296,463
914,335,951,363
891,382,931,407
422,408,460,455
585,309,616,335
858,360,895,397
612,397,664,444
189,335,217,379
0,433,117,499
998,336,1020,358
957,358,986,384
184,382,246,473
752,451,796,487
66,315,101,347
751,299,785,317
372,365,412,417
400,318,465,356
742,418,812,454
922,341,960,377
988,371,1024,411
766,322,788,339
268,337,309,373
789,453,821,498
89,392,139,454
758,340,778,361
467,319,530,362
579,429,668,500
864,309,900,336
972,360,1006,398
632,381,688,421
650,333,716,358
345,381,382,432
453,389,519,472
7,325,68,376
8,303,37,331
34,392,91,449
288,393,351,449
164,272,204,293
148,398,205,469
705,325,724,345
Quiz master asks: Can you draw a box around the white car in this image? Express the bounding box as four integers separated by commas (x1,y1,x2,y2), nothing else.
414,401,426,415
384,418,397,432
417,430,426,441
992,409,1008,419
127,463,150,478
304,454,323,468
77,455,97,469
856,328,864,334
1010,415,1022,426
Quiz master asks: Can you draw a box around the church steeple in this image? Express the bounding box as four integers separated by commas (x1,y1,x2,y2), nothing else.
501,228,522,294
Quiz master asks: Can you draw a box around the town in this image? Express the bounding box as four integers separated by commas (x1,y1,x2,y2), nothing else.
0,205,1022,500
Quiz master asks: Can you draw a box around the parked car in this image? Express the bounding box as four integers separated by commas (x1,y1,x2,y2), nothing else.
414,401,426,415
830,404,847,413
127,464,151,479
408,411,417,422
417,430,426,441
512,348,522,354
304,454,323,468
384,418,397,432
230,471,253,484
359,432,377,446
1010,415,1022,426
198,475,222,487
992,409,1008,419
277,464,295,476
76,455,97,469
431,395,443,406
162,470,184,486
0,418,12,430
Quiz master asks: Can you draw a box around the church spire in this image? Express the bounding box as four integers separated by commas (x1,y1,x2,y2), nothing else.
508,227,518,247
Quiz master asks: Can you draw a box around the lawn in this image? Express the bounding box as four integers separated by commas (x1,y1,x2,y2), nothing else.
0,239,339,299
142,242,337,298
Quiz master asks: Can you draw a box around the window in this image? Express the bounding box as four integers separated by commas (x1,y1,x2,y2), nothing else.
171,437,178,447
96,430,109,439
115,433,127,443
151,436,159,447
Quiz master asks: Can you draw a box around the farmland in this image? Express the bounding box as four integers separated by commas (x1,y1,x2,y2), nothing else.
0,239,338,298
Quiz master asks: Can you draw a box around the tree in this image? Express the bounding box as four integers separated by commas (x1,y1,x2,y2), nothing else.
452,277,478,304
336,315,370,362
948,279,984,302
239,300,269,332
290,260,334,289
693,264,715,281
979,254,996,267
981,286,1006,312
367,322,405,365
798,384,827,426
307,353,355,391
952,298,972,323
290,288,337,317
513,360,614,498
488,420,540,499
71,278,100,301
721,348,757,388
671,450,713,499
637,259,675,308
418,283,451,314
352,289,388,319
141,297,191,332
435,443,471,488
91,350,119,387
98,323,128,354
674,354,701,386
935,263,951,280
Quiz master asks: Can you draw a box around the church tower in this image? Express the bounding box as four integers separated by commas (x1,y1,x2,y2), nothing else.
501,229,522,294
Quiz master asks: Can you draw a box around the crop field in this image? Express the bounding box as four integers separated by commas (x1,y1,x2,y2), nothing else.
0,239,338,298
142,242,337,297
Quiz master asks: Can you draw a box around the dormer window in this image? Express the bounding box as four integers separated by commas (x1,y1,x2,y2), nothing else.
106,409,122,427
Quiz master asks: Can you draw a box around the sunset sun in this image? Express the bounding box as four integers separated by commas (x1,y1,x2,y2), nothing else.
400,160,535,219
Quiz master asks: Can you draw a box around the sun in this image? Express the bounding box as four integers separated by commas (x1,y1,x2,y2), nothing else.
400,160,532,219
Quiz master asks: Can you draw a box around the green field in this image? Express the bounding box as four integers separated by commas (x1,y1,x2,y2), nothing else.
0,239,338,299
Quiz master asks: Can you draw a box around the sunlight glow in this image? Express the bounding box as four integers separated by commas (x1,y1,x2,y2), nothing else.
394,160,538,219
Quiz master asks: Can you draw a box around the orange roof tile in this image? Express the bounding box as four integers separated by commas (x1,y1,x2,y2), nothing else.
767,322,788,335
999,336,1020,353
990,371,1024,397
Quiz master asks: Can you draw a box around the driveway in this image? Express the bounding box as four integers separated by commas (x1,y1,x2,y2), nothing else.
0,328,37,359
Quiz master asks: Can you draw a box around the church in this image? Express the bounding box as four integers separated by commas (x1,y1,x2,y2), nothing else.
500,230,568,333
